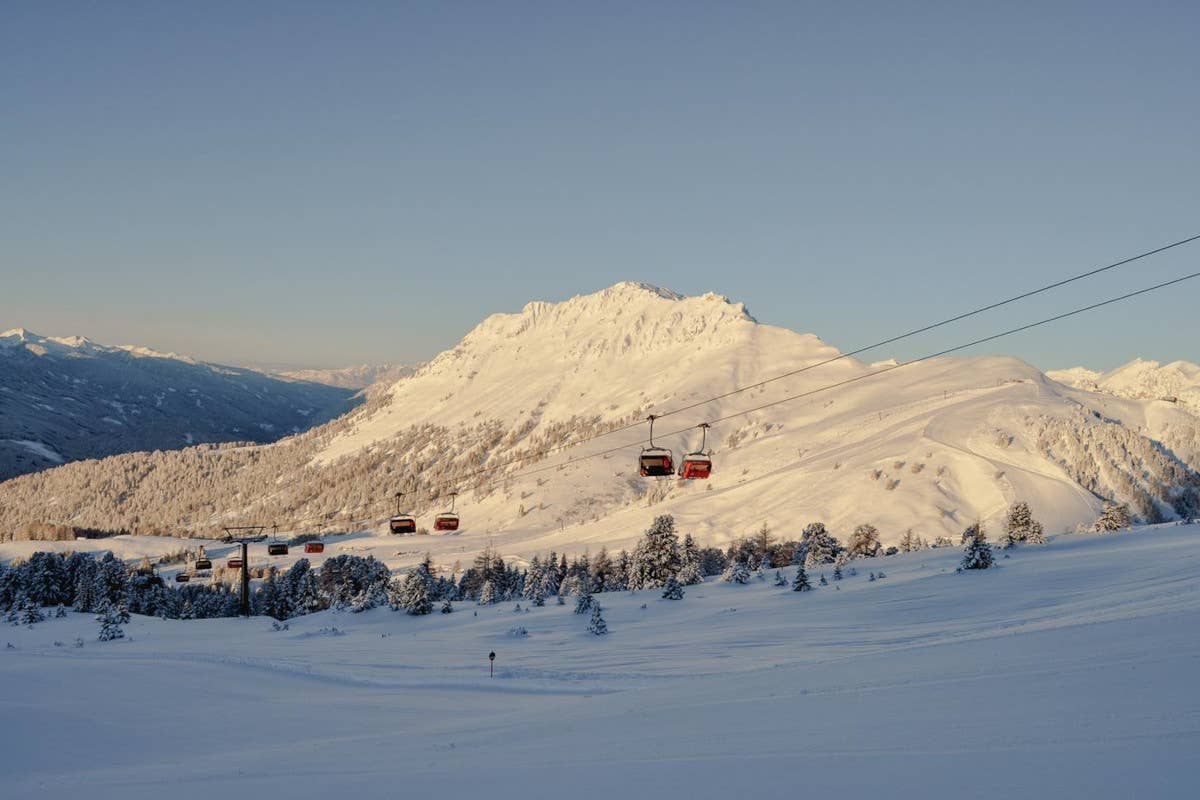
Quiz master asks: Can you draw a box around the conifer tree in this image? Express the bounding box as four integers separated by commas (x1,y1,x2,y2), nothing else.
440,599,453,614
792,565,811,592
478,580,497,606
721,561,751,584
96,601,126,641
960,525,995,570
1094,502,1133,532
574,587,595,614
589,548,613,593
588,603,608,636
677,533,703,585
20,595,45,626
394,569,432,615
802,522,840,569
1004,501,1045,547
638,515,682,589
661,577,684,600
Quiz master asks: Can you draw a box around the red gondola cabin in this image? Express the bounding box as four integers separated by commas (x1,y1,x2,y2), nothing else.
679,453,712,480
304,541,325,553
390,515,417,535
434,513,459,532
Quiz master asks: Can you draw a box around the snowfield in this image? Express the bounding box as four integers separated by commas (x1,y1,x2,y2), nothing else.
3,524,1198,799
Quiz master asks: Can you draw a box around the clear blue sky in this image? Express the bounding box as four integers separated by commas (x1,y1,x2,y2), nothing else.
2,2,1198,370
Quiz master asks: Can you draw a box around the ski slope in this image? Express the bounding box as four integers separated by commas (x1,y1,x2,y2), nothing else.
3,524,1197,799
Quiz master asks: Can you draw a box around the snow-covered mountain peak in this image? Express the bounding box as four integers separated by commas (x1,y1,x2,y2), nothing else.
0,327,38,347
317,283,834,462
458,282,758,353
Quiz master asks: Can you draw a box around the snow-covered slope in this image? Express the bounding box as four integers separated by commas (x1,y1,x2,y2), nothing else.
1049,358,1200,414
2,524,1198,799
0,328,358,481
2,284,1198,558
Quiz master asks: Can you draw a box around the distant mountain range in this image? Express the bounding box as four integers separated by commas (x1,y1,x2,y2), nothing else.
268,364,419,393
2,284,1197,555
0,328,361,481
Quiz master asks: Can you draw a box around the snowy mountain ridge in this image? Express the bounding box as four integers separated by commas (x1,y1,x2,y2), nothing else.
0,327,359,481
1047,357,1200,414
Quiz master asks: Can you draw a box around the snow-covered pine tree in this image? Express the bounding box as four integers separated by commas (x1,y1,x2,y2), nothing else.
612,550,631,591
1094,502,1133,532
1003,501,1045,547
589,548,613,593
588,603,608,636
792,565,811,592
661,576,684,600
397,569,433,615
638,514,682,589
574,588,595,614
20,595,45,626
802,522,840,569
960,525,995,570
721,561,751,584
677,533,703,585
278,558,321,618
441,599,453,614
848,524,882,558
521,557,542,600
478,580,497,606
96,601,126,641
959,521,985,545
818,574,828,586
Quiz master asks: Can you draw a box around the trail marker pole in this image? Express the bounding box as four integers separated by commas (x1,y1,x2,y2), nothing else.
489,651,496,678
239,541,250,617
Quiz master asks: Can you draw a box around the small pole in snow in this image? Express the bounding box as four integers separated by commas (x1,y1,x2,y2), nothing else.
489,651,496,678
